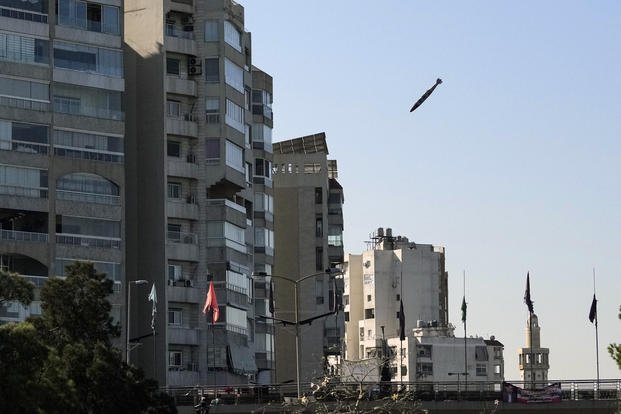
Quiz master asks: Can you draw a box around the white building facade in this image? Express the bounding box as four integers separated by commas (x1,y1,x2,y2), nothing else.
344,228,504,386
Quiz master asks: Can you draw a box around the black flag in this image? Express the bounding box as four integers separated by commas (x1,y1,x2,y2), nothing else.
410,78,443,113
399,299,406,341
461,296,467,323
524,272,534,313
269,281,275,315
589,294,597,324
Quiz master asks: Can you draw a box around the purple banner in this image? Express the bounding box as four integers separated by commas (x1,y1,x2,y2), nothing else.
502,382,562,404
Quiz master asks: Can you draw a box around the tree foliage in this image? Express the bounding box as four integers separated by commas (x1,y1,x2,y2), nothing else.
608,306,621,370
0,262,175,413
0,269,34,306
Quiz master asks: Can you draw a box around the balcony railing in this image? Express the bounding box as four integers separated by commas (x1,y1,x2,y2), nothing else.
0,184,48,198
0,96,49,112
0,229,48,243
206,198,247,214
165,24,194,40
0,139,49,155
56,189,121,205
0,6,48,23
54,146,123,163
22,275,48,288
53,97,124,121
167,231,197,244
56,234,121,249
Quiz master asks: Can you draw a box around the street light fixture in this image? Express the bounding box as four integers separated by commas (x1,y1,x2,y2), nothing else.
253,268,343,399
126,279,148,364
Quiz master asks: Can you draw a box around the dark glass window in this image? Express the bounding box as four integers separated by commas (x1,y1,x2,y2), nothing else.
12,122,48,143
205,139,219,159
167,141,180,157
316,247,323,271
166,58,180,75
204,58,219,82
315,187,323,204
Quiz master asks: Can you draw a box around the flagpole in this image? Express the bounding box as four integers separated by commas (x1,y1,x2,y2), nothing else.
463,271,467,392
593,268,600,396
400,258,404,392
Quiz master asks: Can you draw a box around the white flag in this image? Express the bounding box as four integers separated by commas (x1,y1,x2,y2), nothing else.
148,283,157,330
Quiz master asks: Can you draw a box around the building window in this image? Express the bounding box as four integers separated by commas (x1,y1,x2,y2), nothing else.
205,96,219,123
344,312,349,321
315,216,323,237
166,57,180,75
169,350,182,368
417,345,432,358
476,363,487,376
475,346,489,361
315,278,324,305
168,308,182,326
316,247,323,271
416,362,433,376
225,140,244,172
224,58,244,93
367,294,372,302
315,187,322,204
224,21,242,52
168,264,182,281
204,20,218,41
167,223,181,242
204,57,219,82
364,308,375,319
0,33,49,65
205,139,219,160
167,182,181,199
225,99,244,133
396,294,400,301
166,100,180,117
494,364,501,375
167,141,180,157
58,0,120,35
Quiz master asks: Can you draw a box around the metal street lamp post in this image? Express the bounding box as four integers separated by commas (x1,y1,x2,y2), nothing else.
126,279,148,364
254,268,343,399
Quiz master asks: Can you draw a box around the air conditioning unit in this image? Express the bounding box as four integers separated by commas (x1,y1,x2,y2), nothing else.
188,64,202,76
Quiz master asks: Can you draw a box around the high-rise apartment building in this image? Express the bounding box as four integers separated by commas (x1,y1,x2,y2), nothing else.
0,0,126,335
272,133,345,385
344,228,504,385
125,0,271,386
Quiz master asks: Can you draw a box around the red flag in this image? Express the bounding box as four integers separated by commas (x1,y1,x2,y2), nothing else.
203,281,219,323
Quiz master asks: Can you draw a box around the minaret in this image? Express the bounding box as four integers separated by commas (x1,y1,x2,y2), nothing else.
518,314,550,388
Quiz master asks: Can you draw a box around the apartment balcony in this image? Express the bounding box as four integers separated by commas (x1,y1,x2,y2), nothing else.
56,234,120,249
53,69,125,92
166,282,205,303
1,229,48,243
166,76,197,97
166,199,199,220
166,231,199,261
0,96,49,112
164,28,196,55
167,369,199,387
167,157,199,179
22,274,49,289
0,139,49,155
167,326,199,345
205,199,246,226
166,115,198,138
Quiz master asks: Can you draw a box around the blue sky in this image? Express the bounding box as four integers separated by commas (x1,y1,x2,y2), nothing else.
243,1,621,380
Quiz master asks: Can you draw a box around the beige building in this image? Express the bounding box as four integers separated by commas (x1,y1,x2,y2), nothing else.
518,314,549,388
0,0,126,341
272,133,345,386
124,0,272,386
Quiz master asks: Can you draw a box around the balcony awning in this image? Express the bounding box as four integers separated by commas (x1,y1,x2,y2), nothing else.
228,343,257,374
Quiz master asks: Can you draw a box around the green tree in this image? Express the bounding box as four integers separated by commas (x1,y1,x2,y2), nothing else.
608,306,621,370
0,269,34,306
0,322,49,413
31,262,175,413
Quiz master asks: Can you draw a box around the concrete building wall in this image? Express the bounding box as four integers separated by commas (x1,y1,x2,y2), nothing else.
273,134,342,385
